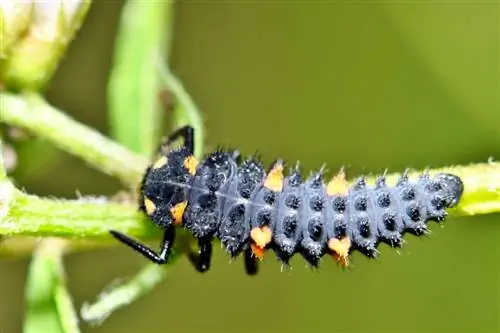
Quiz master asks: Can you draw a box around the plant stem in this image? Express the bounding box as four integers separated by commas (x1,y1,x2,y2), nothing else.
0,92,148,187
0,187,156,240
24,238,81,333
80,263,172,325
156,58,204,158
107,1,171,155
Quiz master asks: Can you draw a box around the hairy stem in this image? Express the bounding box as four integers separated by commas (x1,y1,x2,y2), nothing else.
156,57,204,158
0,92,148,187
80,263,172,325
0,187,156,240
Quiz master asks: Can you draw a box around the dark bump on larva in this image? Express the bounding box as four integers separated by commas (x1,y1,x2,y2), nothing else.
287,162,303,187
431,195,446,211
376,192,391,208
308,217,323,241
284,215,298,238
382,211,397,231
354,195,368,211
332,197,346,213
357,215,371,238
285,193,301,209
401,187,415,201
353,177,366,190
263,191,276,205
375,176,387,188
309,194,325,211
310,172,324,188
406,202,421,222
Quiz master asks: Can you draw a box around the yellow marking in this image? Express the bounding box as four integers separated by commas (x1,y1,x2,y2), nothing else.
152,156,168,169
264,161,284,192
328,236,351,267
326,169,349,197
170,201,188,226
183,155,199,175
251,243,266,260
144,197,156,216
250,226,273,249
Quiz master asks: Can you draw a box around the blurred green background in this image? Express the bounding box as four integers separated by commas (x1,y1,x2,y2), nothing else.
1,1,499,332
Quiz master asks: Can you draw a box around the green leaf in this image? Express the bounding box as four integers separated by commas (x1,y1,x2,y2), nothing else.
23,239,80,333
107,0,173,155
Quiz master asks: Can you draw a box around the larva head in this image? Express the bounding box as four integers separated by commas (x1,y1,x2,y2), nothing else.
139,147,197,227
433,173,464,208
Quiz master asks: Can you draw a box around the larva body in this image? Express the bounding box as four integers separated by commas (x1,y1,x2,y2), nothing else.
110,126,464,275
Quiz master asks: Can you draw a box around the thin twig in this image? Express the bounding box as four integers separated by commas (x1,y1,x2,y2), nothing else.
0,92,148,187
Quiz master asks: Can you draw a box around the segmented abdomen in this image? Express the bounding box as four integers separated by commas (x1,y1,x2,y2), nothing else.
181,150,464,267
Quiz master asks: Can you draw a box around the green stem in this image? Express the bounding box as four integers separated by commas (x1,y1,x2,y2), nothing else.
156,58,204,158
80,263,172,325
0,186,156,240
107,1,170,155
0,92,148,187
24,238,80,333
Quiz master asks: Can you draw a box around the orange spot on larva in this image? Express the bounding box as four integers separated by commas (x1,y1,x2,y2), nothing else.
183,155,199,175
250,226,272,260
170,201,188,226
328,236,351,267
250,226,273,248
264,161,284,192
326,169,349,197
251,243,266,260
144,197,156,216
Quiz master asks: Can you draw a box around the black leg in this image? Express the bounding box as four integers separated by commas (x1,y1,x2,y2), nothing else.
244,247,259,276
187,236,213,273
156,125,195,156
109,225,176,264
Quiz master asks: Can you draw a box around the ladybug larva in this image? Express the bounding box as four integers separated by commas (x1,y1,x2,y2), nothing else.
110,125,464,275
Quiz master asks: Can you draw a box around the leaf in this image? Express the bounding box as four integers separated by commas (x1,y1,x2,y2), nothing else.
107,0,173,155
24,239,80,333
